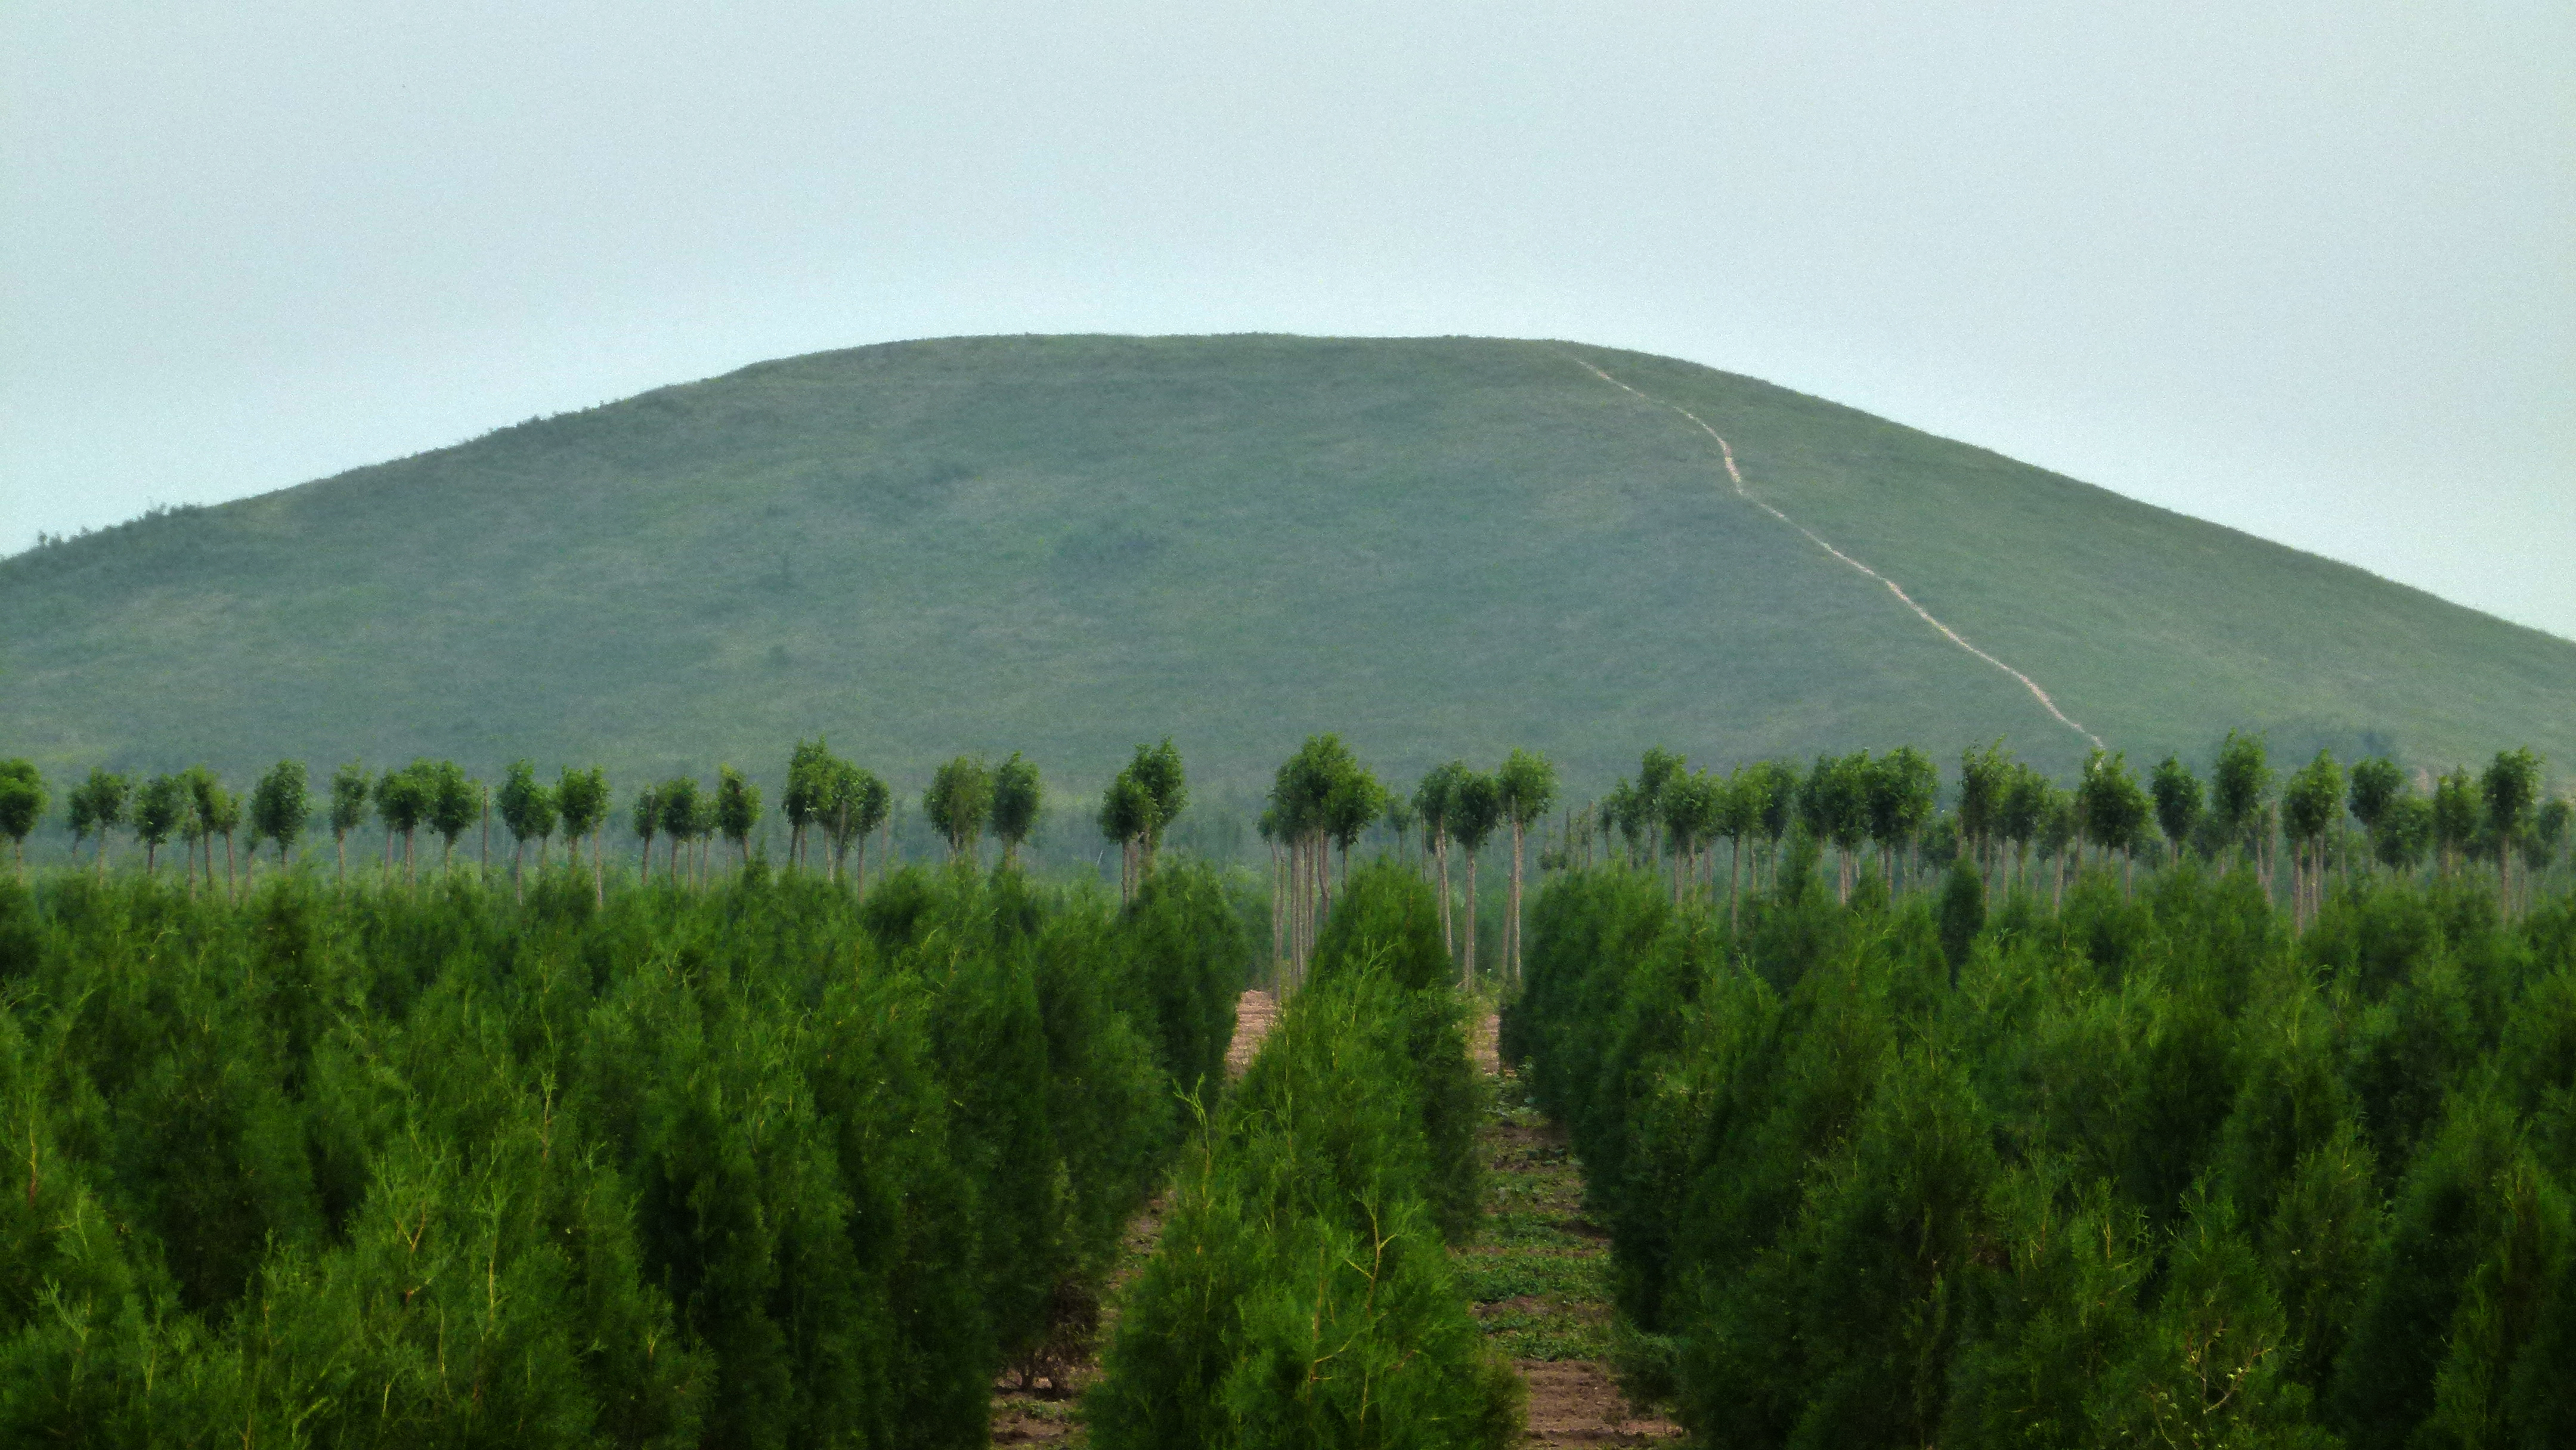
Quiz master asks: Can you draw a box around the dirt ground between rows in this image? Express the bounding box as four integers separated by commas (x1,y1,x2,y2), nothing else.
988,988,1281,1445
988,989,1677,1446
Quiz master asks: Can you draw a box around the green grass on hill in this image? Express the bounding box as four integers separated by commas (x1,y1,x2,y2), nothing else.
4,334,2568,807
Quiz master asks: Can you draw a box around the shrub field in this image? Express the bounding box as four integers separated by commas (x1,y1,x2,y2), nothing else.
1504,854,2576,1449
0,861,1247,1447
1088,860,1521,1449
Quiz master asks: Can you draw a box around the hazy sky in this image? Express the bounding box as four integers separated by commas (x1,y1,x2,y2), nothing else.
6,2,2571,639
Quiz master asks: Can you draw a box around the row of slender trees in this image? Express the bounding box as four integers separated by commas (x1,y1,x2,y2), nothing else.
1,742,1095,899
1553,734,2566,931
1256,737,1558,996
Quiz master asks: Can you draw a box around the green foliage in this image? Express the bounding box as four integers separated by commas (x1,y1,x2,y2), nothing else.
0,864,1225,1445
326,758,370,840
247,759,310,863
1088,863,1518,1450
1507,853,2576,1449
713,764,760,861
499,757,558,850
923,755,992,860
2153,754,2206,860
990,751,1042,863
0,761,44,865
1498,748,1559,829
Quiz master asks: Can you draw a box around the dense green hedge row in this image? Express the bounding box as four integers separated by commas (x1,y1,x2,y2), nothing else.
1503,850,2576,1449
1088,860,1518,1449
0,861,1246,1448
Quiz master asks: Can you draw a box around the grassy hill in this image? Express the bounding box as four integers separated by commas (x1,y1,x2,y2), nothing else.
5,334,2569,813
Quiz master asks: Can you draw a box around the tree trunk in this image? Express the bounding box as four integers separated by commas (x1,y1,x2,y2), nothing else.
1435,836,1455,964
1510,819,1526,985
1729,836,1743,933
1464,847,1479,986
1270,837,1286,972
514,839,526,903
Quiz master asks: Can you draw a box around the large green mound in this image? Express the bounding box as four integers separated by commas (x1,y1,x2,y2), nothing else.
5,334,2569,795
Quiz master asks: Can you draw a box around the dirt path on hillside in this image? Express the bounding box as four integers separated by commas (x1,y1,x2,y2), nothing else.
989,988,1280,1445
1562,352,2102,751
1462,1007,1683,1446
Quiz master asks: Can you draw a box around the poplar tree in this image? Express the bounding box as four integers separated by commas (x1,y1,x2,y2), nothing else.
1496,748,1559,984
715,764,763,869
656,777,702,885
1130,738,1189,876
1754,759,1799,891
425,760,477,874
2282,751,2346,929
827,764,889,891
1865,746,1938,895
1634,747,1684,863
1998,763,2050,893
0,760,44,877
375,762,432,884
188,767,242,895
2348,757,2406,874
2377,794,2434,874
2076,749,2151,890
327,761,369,884
249,760,310,871
630,783,662,884
1100,772,1150,901
1323,761,1385,889
2213,730,2277,885
2431,767,2481,878
2151,755,2206,869
497,760,555,899
556,765,610,903
976,752,1038,870
1413,763,1466,958
1717,765,1763,930
2480,748,2542,916
924,757,992,863
1450,769,1501,984
136,772,184,876
782,737,831,871
67,767,129,878
1958,741,2011,884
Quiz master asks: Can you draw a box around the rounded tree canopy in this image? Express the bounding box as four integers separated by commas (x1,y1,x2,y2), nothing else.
715,765,763,845
1497,748,1559,828
498,760,558,843
0,760,45,845
923,756,993,854
556,766,610,839
250,760,312,851
329,762,372,837
992,752,1043,848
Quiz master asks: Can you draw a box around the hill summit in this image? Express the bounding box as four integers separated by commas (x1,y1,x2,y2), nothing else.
6,334,2569,796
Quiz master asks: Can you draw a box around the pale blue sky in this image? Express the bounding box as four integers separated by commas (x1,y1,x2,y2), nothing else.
5,2,2571,637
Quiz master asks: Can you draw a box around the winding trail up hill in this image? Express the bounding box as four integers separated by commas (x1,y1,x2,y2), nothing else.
6,334,2569,794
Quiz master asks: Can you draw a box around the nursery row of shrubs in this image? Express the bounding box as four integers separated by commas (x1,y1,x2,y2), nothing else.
1088,860,1520,1449
1501,847,2576,1449
0,860,1247,1448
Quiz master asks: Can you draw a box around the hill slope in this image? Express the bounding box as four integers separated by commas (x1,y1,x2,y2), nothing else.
5,334,2569,801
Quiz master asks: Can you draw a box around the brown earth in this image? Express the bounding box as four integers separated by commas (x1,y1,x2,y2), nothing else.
1463,1007,1683,1447
989,987,1280,1445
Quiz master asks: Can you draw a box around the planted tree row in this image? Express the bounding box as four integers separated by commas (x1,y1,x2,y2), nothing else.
1503,844,2576,1449
0,856,1250,1446
8,739,1202,902
1088,860,1517,1448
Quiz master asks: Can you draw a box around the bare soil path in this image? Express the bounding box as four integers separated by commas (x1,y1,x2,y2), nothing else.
1460,1007,1682,1446
989,987,1280,1445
